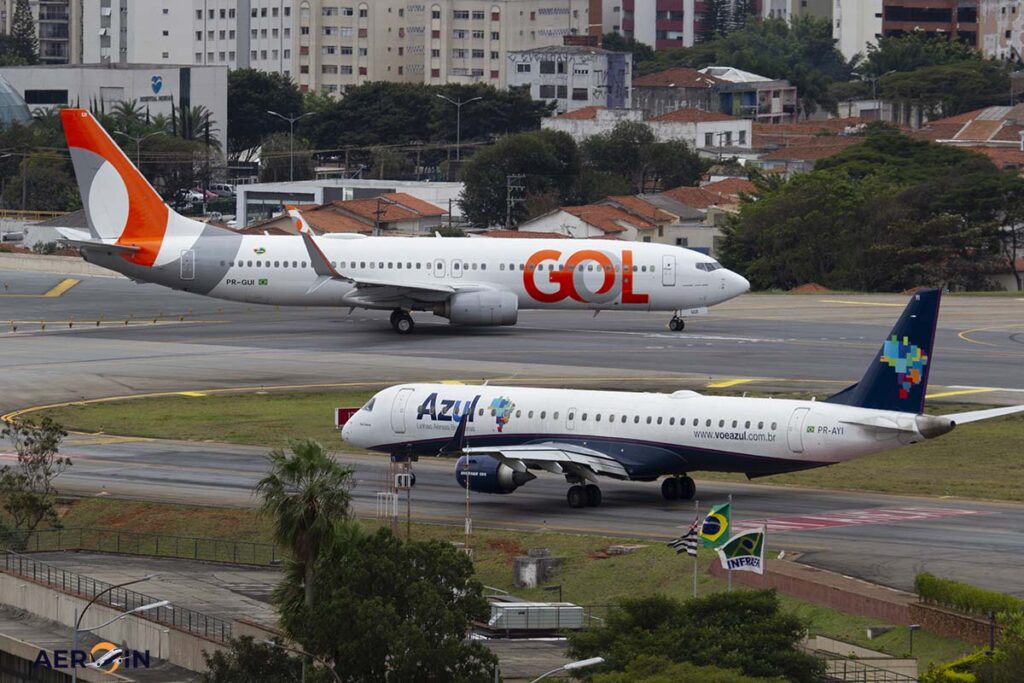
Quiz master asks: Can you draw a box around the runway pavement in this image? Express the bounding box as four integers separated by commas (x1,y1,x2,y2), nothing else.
1,269,1023,596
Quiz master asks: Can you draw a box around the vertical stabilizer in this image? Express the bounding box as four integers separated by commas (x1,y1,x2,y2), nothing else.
825,289,941,414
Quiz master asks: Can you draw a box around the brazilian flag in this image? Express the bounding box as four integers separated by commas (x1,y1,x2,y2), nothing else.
716,528,765,574
699,503,730,548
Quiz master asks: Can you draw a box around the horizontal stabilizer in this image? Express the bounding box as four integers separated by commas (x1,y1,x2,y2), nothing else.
948,404,1024,425
56,227,141,254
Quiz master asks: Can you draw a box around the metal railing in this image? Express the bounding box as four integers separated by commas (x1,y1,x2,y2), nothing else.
0,550,232,643
0,528,282,566
810,652,919,683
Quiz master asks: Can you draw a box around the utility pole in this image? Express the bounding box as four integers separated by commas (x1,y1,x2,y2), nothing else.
436,94,482,162
505,173,526,230
373,197,387,236
267,110,315,182
113,130,165,169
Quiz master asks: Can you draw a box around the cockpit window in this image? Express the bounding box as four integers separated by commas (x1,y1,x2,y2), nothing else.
696,261,722,272
361,398,376,412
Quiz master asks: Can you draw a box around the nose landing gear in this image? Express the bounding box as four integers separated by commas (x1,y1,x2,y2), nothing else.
668,316,686,332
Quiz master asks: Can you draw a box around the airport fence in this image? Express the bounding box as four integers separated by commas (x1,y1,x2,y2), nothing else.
0,550,233,643
812,653,918,683
0,528,283,566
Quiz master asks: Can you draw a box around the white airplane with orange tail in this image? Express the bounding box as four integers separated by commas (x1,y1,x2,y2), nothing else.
56,109,749,334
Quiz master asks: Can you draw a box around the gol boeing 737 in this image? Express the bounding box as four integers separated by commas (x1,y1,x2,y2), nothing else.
56,109,749,334
342,289,1024,506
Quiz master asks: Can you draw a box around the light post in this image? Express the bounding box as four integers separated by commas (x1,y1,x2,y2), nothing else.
436,94,482,162
908,624,920,656
529,656,605,682
267,110,315,182
71,574,164,683
263,639,343,683
113,130,165,168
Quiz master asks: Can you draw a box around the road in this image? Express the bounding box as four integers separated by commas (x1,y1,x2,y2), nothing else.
1,269,1023,596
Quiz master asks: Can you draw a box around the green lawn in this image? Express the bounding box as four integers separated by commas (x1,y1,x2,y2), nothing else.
37,391,1024,501
55,497,973,672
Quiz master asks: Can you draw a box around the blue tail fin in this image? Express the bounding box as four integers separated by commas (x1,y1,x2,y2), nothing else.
825,289,941,414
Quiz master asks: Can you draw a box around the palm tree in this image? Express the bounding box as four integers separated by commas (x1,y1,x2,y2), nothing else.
111,99,146,133
256,439,355,609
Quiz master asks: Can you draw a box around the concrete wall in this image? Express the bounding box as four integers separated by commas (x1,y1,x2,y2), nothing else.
0,572,225,673
0,253,120,278
909,603,1003,648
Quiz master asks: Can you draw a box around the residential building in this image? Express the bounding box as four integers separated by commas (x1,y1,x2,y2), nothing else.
762,0,831,21
620,0,699,49
82,0,192,65
979,0,1024,61
832,0,883,60
632,67,720,119
0,63,228,139
507,45,631,114
517,203,653,239
543,106,753,156
700,66,797,123
295,0,596,95
755,137,860,175
0,0,81,64
234,178,464,226
246,193,448,235
192,0,293,74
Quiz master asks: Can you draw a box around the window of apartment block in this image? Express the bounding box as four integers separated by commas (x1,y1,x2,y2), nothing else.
704,132,713,146
517,63,530,73
359,47,367,56
432,9,441,19
557,61,566,74
490,51,499,59
723,132,732,145
540,60,555,74
360,8,368,17
571,88,588,100
491,31,500,39
340,65,353,74
539,84,556,98
491,11,500,20
341,46,353,55
472,49,484,58
472,29,484,38
431,68,440,78
490,70,498,79
324,7,339,17
738,130,747,145
431,48,440,57
453,10,469,19
556,85,567,98
473,10,485,19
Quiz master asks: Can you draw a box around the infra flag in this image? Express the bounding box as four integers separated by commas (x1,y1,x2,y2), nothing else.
667,516,700,556
715,527,765,574
700,502,731,548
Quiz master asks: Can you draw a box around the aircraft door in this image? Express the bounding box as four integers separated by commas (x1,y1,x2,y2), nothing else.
433,259,446,277
180,250,195,281
566,408,577,431
662,255,676,286
787,407,810,453
391,388,414,433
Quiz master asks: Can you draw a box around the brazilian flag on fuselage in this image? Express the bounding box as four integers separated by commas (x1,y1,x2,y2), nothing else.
699,502,730,548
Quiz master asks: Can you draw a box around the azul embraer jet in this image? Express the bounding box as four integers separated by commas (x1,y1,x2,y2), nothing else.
342,289,1024,507
55,109,748,334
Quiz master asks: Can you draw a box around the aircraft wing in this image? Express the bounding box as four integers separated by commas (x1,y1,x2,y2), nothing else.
298,229,489,303
948,404,1024,424
463,442,631,481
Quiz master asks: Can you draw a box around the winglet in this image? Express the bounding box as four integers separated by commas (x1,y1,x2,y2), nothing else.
286,205,311,234
439,396,478,454
299,229,349,281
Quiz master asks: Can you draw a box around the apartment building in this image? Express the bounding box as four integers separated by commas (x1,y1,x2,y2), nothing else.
762,0,830,21
295,0,596,94
507,44,631,114
1,0,81,64
82,0,192,64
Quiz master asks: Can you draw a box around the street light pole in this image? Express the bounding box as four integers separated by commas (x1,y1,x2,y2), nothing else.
267,110,315,182
71,574,161,683
113,131,165,168
529,657,605,682
436,95,482,162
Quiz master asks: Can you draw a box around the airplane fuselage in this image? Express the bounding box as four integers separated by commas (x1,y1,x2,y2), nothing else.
82,233,748,312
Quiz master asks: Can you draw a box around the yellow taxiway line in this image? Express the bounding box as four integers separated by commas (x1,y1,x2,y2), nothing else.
0,278,80,298
819,299,903,307
924,388,995,399
706,378,755,389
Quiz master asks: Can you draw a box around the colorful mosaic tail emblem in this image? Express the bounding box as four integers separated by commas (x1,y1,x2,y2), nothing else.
880,335,929,399
488,397,515,432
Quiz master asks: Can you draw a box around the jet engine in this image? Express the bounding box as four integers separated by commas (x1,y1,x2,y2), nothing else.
434,291,518,326
455,455,535,494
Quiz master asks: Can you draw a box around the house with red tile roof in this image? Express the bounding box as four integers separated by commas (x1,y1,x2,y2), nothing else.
516,203,658,241
244,192,448,236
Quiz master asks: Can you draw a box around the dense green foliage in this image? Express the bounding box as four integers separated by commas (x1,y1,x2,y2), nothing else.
0,418,70,546
915,573,1023,617
274,526,497,682
639,17,853,117
880,60,1013,119
922,612,1024,683
7,0,38,65
600,33,654,65
259,132,314,182
459,121,706,227
862,32,985,77
202,636,303,682
593,655,784,683
567,591,823,682
227,69,304,159
720,131,1022,291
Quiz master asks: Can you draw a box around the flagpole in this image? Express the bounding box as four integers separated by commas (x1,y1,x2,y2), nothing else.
693,499,699,599
727,494,733,593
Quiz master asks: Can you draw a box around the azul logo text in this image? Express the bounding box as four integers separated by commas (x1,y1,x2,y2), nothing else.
416,393,480,422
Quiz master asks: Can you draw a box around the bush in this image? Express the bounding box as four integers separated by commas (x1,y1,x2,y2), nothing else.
30,241,58,255
915,573,1023,617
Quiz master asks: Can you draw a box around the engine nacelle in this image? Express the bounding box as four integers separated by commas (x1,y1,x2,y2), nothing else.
455,455,535,494
434,290,518,326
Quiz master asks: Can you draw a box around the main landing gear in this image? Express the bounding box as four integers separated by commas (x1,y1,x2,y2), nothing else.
390,309,415,334
668,315,686,332
661,475,696,501
567,483,603,508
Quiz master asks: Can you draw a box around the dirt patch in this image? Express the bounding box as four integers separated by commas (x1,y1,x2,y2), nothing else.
790,282,831,293
486,538,527,564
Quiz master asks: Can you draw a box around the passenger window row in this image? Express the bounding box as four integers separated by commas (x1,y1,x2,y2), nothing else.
470,407,779,432
220,259,656,273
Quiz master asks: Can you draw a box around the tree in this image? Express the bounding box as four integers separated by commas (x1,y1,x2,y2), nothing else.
228,70,304,160
369,147,416,180
1,153,81,211
256,439,355,610
581,121,705,193
861,31,983,78
567,591,823,682
9,0,38,65
0,418,70,543
594,655,784,683
202,636,303,683
880,60,1012,119
600,33,655,66
259,132,314,183
458,129,581,227
275,527,498,682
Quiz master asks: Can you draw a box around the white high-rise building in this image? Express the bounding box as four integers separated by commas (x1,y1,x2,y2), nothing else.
832,0,882,61
762,0,831,22
1,0,82,64
82,0,192,64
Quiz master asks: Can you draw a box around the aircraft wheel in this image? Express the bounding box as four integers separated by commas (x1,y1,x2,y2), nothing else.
585,484,602,507
391,311,415,335
567,485,587,509
669,317,685,332
678,476,696,501
661,477,680,501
